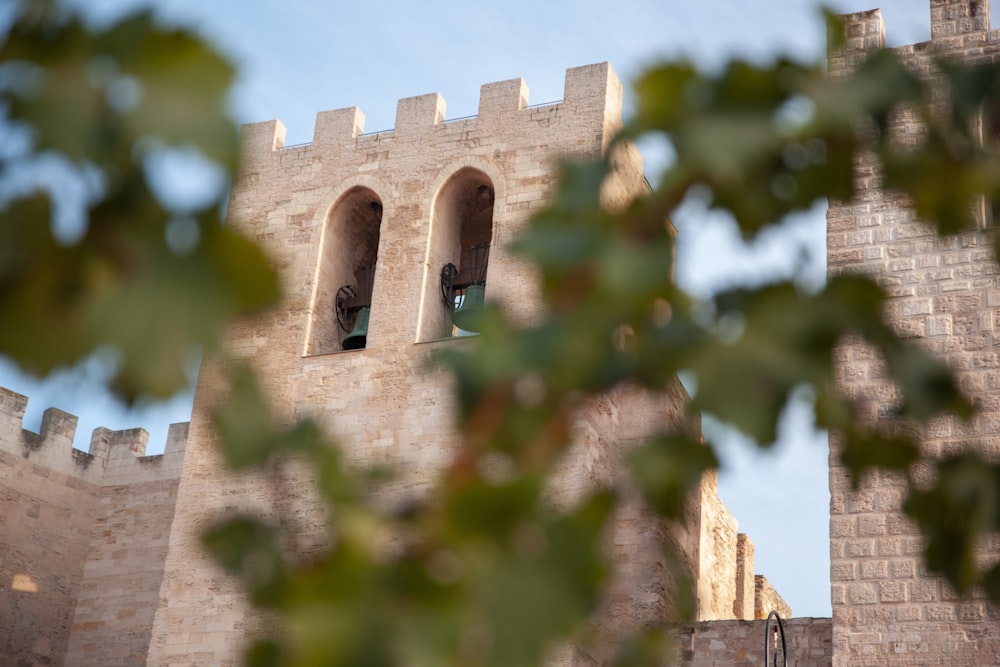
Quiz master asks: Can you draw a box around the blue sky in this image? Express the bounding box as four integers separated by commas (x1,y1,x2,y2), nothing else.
2,0,951,618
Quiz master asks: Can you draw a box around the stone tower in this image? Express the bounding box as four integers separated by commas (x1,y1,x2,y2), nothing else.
828,1,1000,664
142,62,758,664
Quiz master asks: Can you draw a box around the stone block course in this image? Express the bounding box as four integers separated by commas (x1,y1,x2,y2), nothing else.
672,617,832,667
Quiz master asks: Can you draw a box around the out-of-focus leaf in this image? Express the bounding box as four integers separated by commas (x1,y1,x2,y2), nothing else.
882,139,989,235
905,454,1000,594
280,543,394,667
212,365,328,470
101,12,238,167
837,431,921,482
883,342,974,421
811,49,924,134
0,2,274,401
936,58,1000,143
984,562,1000,602
469,490,613,667
630,434,718,518
445,475,541,538
12,1,1000,662
202,515,287,606
246,640,285,667
0,194,91,371
1,10,237,168
688,283,829,444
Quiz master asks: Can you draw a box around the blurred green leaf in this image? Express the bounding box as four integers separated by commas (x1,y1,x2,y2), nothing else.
905,454,1000,594
0,194,92,371
212,365,331,471
0,1,276,401
630,434,718,518
203,515,288,606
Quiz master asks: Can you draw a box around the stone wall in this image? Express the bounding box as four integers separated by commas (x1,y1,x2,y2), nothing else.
828,1,1000,664
755,575,792,621
0,387,187,666
697,472,740,620
734,533,755,620
147,61,705,666
0,389,99,666
672,617,833,667
63,425,187,666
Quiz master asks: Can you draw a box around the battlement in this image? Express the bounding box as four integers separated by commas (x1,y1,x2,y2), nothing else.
237,62,623,165
830,0,995,70
0,386,187,486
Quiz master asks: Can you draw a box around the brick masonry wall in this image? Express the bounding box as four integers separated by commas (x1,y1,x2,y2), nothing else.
828,2,1000,665
672,617,833,667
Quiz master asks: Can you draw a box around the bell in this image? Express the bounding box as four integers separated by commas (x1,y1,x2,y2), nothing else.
451,284,486,333
342,307,370,350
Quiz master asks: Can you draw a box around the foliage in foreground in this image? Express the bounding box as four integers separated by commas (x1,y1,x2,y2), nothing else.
4,2,1000,665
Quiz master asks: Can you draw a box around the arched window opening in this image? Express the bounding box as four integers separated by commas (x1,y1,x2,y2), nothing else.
441,239,489,334
306,187,383,355
334,197,382,350
336,259,375,350
426,171,495,339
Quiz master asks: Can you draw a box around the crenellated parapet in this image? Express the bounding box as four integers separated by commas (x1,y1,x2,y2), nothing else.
236,62,623,173
224,62,634,359
830,0,996,77
827,9,885,77
0,387,188,667
0,386,187,486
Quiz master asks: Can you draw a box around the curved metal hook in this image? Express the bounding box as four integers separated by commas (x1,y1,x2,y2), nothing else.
440,263,458,310
336,285,357,333
763,610,786,667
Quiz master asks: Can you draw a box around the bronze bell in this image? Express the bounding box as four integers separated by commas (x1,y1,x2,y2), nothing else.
342,306,370,350
451,284,485,333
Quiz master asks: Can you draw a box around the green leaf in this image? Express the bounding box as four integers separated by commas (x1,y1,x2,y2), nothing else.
0,3,265,401
246,639,285,667
473,490,613,667
630,434,718,518
202,515,287,606
212,366,330,470
904,454,1000,594
837,431,920,482
0,194,92,373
